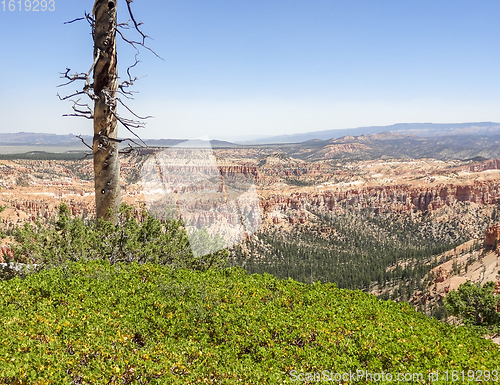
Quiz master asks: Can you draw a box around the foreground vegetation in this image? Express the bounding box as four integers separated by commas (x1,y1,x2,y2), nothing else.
1,203,499,383
0,260,499,384
445,280,500,334
1,203,227,281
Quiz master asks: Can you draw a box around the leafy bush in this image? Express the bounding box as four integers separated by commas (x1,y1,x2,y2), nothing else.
0,260,499,383
2,203,227,279
444,280,500,327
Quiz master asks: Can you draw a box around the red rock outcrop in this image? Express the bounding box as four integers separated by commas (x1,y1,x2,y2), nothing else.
434,267,449,284
485,224,500,251
2,154,500,231
261,181,500,219
468,159,500,173
0,245,14,263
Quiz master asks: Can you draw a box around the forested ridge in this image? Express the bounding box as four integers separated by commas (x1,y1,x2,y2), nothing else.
230,202,499,301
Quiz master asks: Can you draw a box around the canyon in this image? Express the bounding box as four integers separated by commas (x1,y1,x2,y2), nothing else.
1,148,500,294
1,150,500,228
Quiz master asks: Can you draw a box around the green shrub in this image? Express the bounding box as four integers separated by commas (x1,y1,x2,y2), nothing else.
2,203,227,279
0,260,498,384
444,280,500,326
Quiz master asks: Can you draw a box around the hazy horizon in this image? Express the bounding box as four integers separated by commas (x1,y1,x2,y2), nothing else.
2,121,500,145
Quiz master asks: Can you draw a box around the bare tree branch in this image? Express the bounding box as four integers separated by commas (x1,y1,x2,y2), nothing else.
65,12,94,25
108,136,145,148
80,153,93,160
78,138,142,158
125,0,147,44
76,135,93,150
57,68,87,87
57,49,100,103
118,143,136,155
57,91,86,101
58,97,94,120
71,99,94,117
116,28,163,60
117,98,152,120
118,54,142,98
112,111,148,146
64,16,87,24
85,48,100,90
62,113,93,119
114,113,145,130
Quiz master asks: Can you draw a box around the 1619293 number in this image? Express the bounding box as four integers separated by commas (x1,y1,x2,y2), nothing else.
1,0,55,11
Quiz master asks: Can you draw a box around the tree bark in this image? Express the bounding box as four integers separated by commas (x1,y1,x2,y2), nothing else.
92,0,120,223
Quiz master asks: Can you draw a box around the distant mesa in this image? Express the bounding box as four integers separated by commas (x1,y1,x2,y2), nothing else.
2,123,500,161
320,143,370,158
2,122,500,148
243,122,500,144
0,133,238,150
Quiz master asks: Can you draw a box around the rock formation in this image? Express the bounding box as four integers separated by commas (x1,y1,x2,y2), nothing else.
1,153,500,233
261,181,500,223
485,224,500,251
0,245,14,263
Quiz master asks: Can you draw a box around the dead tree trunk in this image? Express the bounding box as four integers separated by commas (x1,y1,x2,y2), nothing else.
92,0,120,223
59,1,158,223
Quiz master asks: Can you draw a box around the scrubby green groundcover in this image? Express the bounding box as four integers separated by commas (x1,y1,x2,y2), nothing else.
0,261,499,384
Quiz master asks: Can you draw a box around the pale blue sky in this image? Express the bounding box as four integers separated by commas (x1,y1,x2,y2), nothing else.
0,0,499,140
